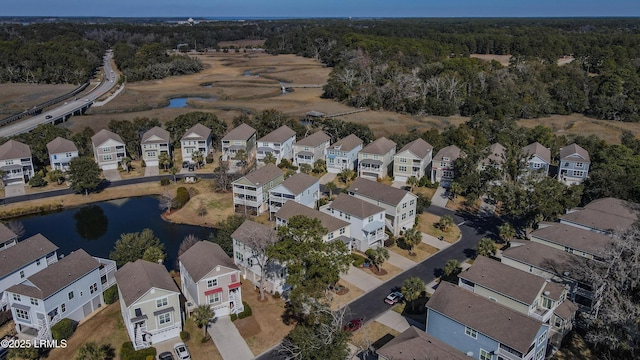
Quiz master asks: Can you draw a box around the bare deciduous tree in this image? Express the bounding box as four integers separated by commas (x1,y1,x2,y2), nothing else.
178,234,200,258
158,192,175,214
239,223,279,301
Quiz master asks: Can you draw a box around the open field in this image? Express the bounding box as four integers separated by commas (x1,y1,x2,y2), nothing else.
0,83,76,116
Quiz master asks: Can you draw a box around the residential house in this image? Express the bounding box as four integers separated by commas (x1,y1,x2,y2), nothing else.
377,326,469,360
180,123,212,165
393,138,433,182
481,143,506,170
431,145,464,187
531,223,612,261
559,197,639,234
523,142,551,176
179,241,244,317
320,193,387,251
46,137,78,172
91,129,127,171
115,260,182,350
0,222,17,251
232,163,284,215
221,123,257,162
141,127,170,167
426,282,550,360
232,220,287,295
325,134,363,173
7,249,116,341
293,130,330,167
0,234,57,310
347,177,417,237
458,256,575,348
275,201,351,246
558,143,590,185
0,140,35,185
256,125,296,165
268,173,319,214
357,137,396,180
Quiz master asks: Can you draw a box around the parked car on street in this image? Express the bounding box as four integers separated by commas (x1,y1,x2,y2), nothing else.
343,318,364,332
385,291,404,305
174,343,191,360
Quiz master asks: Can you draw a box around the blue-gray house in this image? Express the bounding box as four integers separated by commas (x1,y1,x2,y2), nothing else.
426,282,550,360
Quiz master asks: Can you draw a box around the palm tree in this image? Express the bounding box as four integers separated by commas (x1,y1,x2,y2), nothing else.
192,150,204,168
325,181,337,198
498,222,516,245
401,276,425,312
313,159,326,174
121,156,132,173
476,237,496,258
75,341,114,360
263,153,277,165
299,163,312,174
158,152,171,171
169,166,179,183
437,215,454,232
193,304,216,337
443,259,461,278
338,168,356,183
449,182,463,203
402,225,422,256
406,176,418,192
366,247,390,272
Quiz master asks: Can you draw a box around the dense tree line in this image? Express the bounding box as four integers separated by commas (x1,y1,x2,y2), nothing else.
112,42,204,81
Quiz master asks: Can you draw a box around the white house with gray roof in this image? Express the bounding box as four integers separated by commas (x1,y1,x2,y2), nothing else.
276,201,351,246
221,123,257,162
233,163,284,215
0,140,34,185
91,129,127,171
0,222,18,252
321,193,388,251
293,130,331,167
116,259,181,350
0,234,57,311
347,177,417,237
431,145,464,186
532,223,612,261
325,134,363,173
181,123,212,165
46,137,78,172
256,125,296,165
558,143,590,185
179,241,243,317
141,127,170,167
559,197,639,234
268,173,319,214
7,249,116,341
393,138,433,182
523,142,551,176
358,137,396,180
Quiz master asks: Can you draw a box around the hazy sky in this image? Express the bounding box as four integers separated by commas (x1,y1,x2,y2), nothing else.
4,0,640,18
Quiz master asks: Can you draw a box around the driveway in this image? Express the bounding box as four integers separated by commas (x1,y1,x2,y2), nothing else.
102,169,121,181
341,265,383,292
318,172,337,185
208,316,254,360
153,336,182,358
144,165,159,177
430,186,449,208
4,184,25,197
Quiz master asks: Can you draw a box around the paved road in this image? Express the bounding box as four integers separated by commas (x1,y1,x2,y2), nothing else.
0,51,118,138
257,206,502,360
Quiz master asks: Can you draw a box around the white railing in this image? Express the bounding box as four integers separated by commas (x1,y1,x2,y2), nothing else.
229,292,244,314
529,307,554,323
458,282,475,292
46,255,57,266
36,318,51,341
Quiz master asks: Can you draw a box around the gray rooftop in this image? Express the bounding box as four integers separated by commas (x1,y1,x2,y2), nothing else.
141,126,170,144
360,137,396,155
276,201,349,233
347,177,415,206
554,300,578,320
231,220,277,247
275,173,318,195
0,234,56,279
428,282,544,354
46,137,78,154
329,134,363,152
329,193,384,219
0,222,17,244
179,241,238,282
433,145,463,162
377,326,468,360
181,123,212,141
560,143,590,163
7,249,99,300
532,223,612,256
222,123,256,142
258,125,296,143
295,131,331,147
0,140,31,160
396,138,433,160
560,197,639,232
501,241,577,278
523,142,551,164
115,259,179,307
237,163,283,186
483,142,506,165
91,129,124,147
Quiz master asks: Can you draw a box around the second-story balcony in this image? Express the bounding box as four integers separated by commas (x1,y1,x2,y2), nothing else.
529,306,554,323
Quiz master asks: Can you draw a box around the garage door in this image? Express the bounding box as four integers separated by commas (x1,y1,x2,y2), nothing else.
102,163,118,170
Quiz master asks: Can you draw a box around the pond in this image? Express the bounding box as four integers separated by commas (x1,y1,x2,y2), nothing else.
16,196,215,270
166,97,215,108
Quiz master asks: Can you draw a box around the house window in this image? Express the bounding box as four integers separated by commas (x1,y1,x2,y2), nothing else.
101,147,110,152
235,252,243,262
398,166,407,172
103,154,113,161
402,213,407,220
12,294,21,301
443,170,454,178
479,349,491,360
207,279,218,288
90,283,98,294
65,152,73,157
19,270,24,278
409,210,414,217
4,160,13,165
410,199,415,205
68,291,74,300
148,151,156,157
327,232,334,240
532,162,542,168
339,228,346,235
399,157,407,163
440,162,447,167
36,259,41,266
402,203,407,209
345,214,351,220
61,303,66,313
15,309,29,321
373,155,379,160
158,312,171,325
304,146,310,151
464,326,477,339
576,162,584,168
536,348,545,360
542,297,553,309
207,292,220,304
573,170,585,177
537,331,547,346
101,275,107,284
156,298,168,308
368,216,374,222
30,298,38,305
554,317,563,327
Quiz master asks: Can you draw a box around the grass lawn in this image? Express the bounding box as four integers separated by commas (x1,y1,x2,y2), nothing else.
552,331,595,360
417,212,460,243
164,189,234,227
183,318,223,360
387,241,439,262
350,322,400,353
331,279,365,311
360,261,403,282
413,186,437,200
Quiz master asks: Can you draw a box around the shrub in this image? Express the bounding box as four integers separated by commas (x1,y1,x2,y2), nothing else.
120,342,157,360
174,187,191,209
416,193,431,214
351,253,366,267
51,318,76,341
180,331,190,341
160,178,170,186
103,285,118,304
206,154,214,164
273,291,281,299
230,301,252,321
29,171,47,187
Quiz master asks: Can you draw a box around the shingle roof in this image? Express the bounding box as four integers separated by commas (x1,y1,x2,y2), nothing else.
347,177,415,206
91,129,124,148
7,249,98,300
329,134,363,152
360,137,396,155
46,137,78,154
238,163,283,186
222,123,256,142
0,234,56,279
141,126,170,144
295,131,331,147
523,142,551,164
483,143,506,165
115,259,179,307
427,282,544,354
502,241,577,277
231,220,277,247
532,223,612,256
560,197,639,232
0,222,17,244
377,326,468,360
459,256,547,305
0,140,31,160
560,143,590,163
433,145,463,162
181,123,211,141
554,300,578,320
276,201,349,233
329,193,384,219
275,173,318,195
396,138,433,160
258,125,296,143
179,241,238,282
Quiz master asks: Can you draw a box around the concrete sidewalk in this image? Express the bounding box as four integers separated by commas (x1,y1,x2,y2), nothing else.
386,251,416,271
430,186,449,208
341,265,383,292
208,316,254,360
421,232,452,250
375,310,410,333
